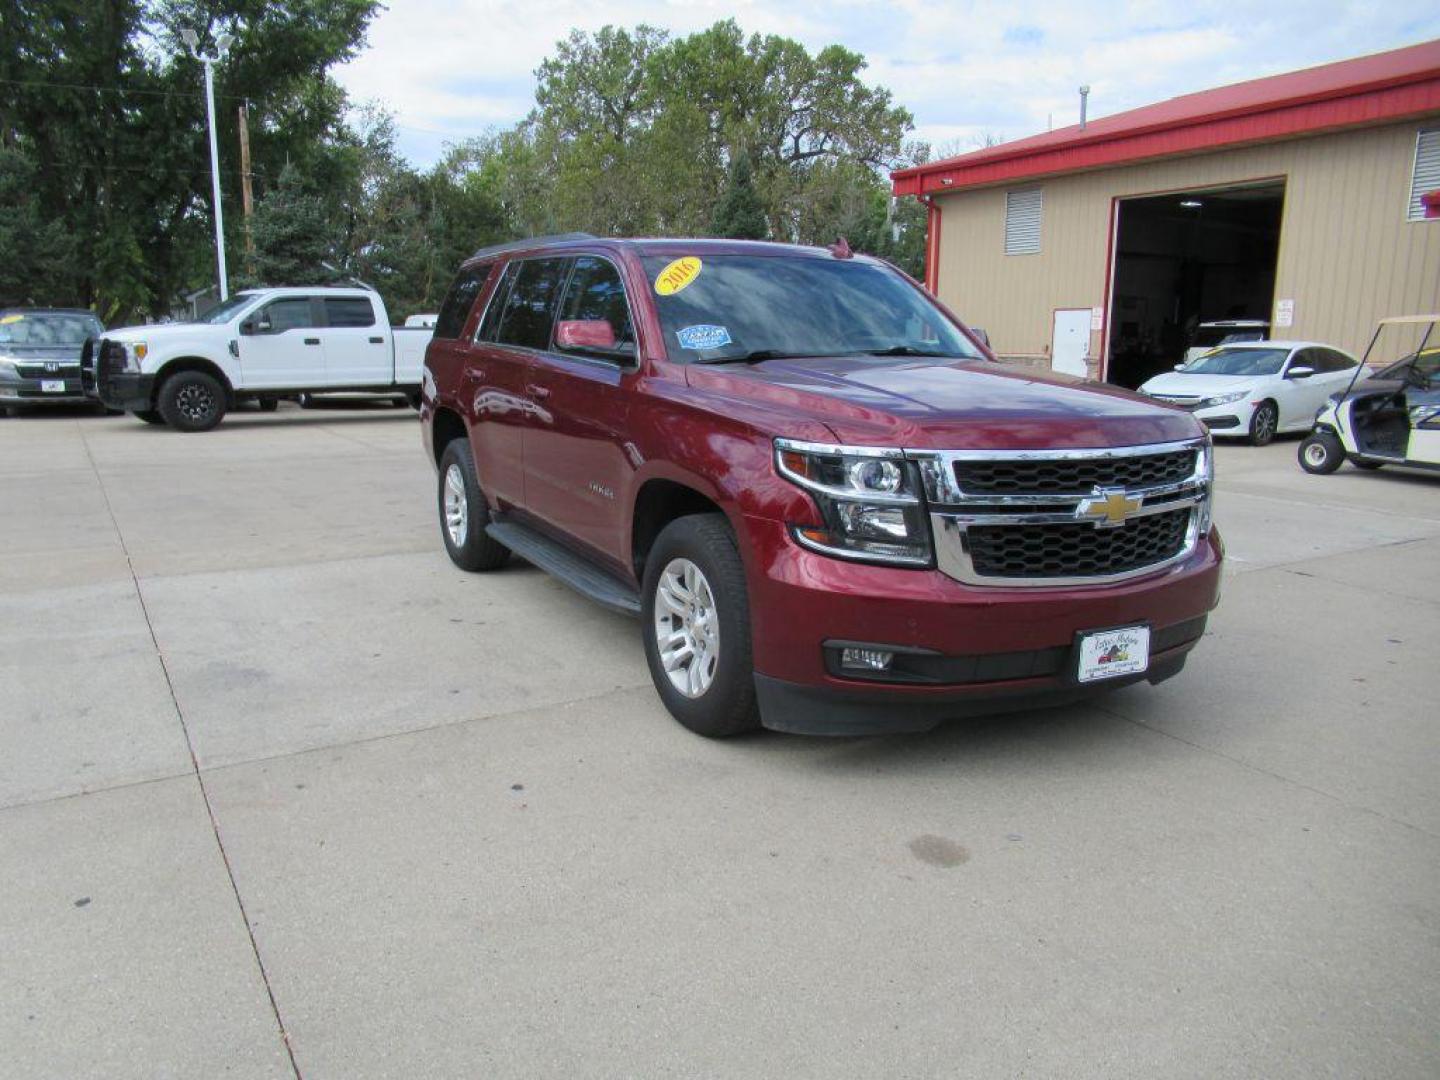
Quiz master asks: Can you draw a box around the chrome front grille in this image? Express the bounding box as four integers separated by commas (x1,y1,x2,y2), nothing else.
914,439,1212,587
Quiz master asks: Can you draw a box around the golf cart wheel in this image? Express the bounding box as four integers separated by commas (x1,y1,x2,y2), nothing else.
1352,459,1384,471
1298,432,1344,474
1249,400,1279,446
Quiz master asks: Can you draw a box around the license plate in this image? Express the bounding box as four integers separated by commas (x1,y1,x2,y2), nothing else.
1077,625,1150,683
41,379,66,393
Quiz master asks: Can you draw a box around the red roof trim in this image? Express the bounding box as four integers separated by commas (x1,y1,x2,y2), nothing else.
893,40,1440,196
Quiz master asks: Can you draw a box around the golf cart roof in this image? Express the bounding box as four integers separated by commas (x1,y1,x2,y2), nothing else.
1378,315,1440,325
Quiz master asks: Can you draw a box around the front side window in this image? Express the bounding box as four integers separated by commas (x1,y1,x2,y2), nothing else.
555,256,636,360
1182,347,1289,377
259,298,315,333
323,297,376,328
494,258,569,350
639,254,982,364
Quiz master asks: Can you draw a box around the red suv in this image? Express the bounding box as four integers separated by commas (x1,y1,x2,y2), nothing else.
420,235,1221,737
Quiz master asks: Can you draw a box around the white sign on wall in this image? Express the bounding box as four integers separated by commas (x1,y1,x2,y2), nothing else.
1275,299,1295,328
1090,306,1104,331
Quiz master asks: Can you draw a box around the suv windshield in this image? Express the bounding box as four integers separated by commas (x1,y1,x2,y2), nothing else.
1181,346,1289,376
639,254,983,363
0,311,103,346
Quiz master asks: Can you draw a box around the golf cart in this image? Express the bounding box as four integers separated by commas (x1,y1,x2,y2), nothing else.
1298,315,1440,475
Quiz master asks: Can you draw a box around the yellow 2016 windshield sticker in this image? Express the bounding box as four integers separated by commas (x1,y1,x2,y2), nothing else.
655,257,702,296
0,314,24,324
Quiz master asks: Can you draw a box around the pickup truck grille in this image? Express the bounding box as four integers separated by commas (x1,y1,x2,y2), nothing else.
918,440,1211,587
966,509,1192,579
953,448,1197,494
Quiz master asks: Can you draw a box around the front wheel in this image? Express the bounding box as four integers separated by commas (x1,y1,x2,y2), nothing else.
641,514,760,738
1298,431,1344,474
1249,400,1279,446
436,438,510,571
157,371,227,432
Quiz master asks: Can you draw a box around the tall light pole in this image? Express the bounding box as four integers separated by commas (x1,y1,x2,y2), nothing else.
181,28,235,300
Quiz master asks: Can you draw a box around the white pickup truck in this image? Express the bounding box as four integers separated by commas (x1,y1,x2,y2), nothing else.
83,286,432,431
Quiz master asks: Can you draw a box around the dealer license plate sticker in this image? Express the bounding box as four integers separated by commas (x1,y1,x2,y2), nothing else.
1077,625,1150,683
41,379,66,393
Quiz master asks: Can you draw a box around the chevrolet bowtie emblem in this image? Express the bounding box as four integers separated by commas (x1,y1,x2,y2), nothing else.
1076,488,1142,527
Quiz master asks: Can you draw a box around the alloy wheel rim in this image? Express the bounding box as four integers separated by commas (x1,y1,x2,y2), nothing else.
175,383,216,422
1255,406,1275,441
444,464,468,546
653,557,720,699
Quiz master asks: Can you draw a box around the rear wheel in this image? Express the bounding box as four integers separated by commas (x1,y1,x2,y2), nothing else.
258,397,279,413
133,409,166,426
157,371,227,432
436,438,510,571
1298,432,1344,474
1249,400,1279,446
641,514,760,738
1352,459,1384,471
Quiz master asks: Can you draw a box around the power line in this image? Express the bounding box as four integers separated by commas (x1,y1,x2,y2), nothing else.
0,75,252,103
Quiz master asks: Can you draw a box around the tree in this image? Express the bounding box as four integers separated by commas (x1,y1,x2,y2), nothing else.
0,147,78,306
246,164,339,286
711,155,768,239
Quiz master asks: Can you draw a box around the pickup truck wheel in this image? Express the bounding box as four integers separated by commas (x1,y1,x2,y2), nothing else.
133,409,166,426
158,371,226,432
258,398,279,413
437,439,510,571
642,514,760,738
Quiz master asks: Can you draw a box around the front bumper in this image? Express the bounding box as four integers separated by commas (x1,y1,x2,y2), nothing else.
93,372,156,412
0,371,91,405
1193,402,1250,434
740,515,1222,734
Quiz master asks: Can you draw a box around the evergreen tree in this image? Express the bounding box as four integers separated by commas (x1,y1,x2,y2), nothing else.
246,165,339,286
711,155,768,239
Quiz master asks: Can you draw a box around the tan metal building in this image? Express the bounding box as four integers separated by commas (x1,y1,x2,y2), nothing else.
892,40,1440,387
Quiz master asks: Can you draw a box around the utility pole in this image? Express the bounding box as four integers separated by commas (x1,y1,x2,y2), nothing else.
181,28,234,300
238,102,255,254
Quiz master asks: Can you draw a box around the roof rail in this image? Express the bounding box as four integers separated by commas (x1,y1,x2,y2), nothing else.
466,233,597,262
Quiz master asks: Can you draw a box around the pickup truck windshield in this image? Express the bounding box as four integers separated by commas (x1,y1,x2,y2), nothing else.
639,254,982,363
199,294,259,324
1182,347,1289,376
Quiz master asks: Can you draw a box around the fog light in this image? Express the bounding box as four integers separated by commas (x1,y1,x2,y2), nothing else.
841,647,894,672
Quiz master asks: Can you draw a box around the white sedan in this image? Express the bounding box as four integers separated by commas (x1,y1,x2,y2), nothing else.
1138,340,1360,446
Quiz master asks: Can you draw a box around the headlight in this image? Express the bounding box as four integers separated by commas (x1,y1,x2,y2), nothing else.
1196,437,1215,536
1201,390,1248,407
118,341,148,372
0,355,18,371
775,439,931,565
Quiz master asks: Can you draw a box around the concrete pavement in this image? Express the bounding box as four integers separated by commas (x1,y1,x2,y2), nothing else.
2,404,1437,1078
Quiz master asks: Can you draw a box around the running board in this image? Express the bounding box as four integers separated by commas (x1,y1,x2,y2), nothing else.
485,520,641,617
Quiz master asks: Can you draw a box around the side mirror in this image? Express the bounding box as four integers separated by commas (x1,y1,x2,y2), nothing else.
1287,365,1315,380
1173,363,1186,371
239,320,255,336
555,319,617,351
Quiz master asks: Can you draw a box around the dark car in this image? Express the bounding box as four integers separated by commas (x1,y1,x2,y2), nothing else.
0,308,108,415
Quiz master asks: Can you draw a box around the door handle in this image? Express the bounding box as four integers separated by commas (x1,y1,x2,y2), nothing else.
369,336,384,344
525,383,551,400
304,337,321,345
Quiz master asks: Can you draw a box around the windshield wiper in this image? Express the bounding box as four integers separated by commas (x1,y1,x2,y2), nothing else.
861,345,964,357
690,349,816,365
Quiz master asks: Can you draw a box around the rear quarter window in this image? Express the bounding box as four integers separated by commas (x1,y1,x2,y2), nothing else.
434,264,491,339
323,297,376,328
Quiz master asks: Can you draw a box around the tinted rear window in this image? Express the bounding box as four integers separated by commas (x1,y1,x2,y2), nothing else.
434,264,490,339
324,297,375,328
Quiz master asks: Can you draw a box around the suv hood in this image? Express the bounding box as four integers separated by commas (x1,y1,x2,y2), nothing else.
0,342,88,361
685,355,1204,450
1140,372,1261,399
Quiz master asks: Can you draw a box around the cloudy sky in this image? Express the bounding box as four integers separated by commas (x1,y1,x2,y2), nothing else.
334,0,1440,167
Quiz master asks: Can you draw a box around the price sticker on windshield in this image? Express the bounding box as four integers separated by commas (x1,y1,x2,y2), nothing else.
655,257,702,296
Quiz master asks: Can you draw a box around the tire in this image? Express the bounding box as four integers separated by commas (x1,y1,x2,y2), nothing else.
1352,459,1384,471
157,370,227,432
436,438,510,572
1298,432,1344,474
258,398,279,413
133,409,166,426
641,514,760,738
297,393,315,409
1248,400,1279,446
406,392,422,410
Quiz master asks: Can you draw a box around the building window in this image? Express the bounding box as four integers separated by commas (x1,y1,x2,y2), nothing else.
1005,189,1043,254
1408,128,1440,221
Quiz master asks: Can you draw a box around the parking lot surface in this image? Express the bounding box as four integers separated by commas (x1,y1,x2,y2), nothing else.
2,405,1438,1079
